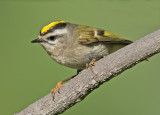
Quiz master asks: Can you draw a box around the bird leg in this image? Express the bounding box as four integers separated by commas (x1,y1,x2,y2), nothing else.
51,70,82,100
86,57,102,73
51,76,75,100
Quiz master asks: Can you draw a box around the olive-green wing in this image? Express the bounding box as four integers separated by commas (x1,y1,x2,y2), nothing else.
77,25,133,45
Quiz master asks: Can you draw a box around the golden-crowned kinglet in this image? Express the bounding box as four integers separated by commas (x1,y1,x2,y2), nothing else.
31,21,132,98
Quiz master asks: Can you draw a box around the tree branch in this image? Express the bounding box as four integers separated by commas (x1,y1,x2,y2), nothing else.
15,29,160,115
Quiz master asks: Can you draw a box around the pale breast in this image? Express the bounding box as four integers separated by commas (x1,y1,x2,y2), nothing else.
53,43,109,69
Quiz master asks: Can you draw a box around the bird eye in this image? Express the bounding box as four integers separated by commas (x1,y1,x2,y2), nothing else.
47,36,55,41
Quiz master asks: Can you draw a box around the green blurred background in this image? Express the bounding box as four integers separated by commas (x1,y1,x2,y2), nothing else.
0,0,160,115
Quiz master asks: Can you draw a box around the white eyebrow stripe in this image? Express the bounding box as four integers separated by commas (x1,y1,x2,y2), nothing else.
52,28,68,35
41,28,68,39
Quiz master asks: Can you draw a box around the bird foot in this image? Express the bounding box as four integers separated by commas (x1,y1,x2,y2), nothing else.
86,59,96,73
51,75,76,100
86,57,102,73
51,81,63,100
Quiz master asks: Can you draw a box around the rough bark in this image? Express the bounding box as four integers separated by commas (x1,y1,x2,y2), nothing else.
15,29,160,115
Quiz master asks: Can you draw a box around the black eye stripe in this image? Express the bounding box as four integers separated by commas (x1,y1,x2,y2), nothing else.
47,36,56,41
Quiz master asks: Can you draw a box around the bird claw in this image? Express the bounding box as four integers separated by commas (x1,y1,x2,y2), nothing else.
86,57,102,73
51,81,63,100
86,58,97,73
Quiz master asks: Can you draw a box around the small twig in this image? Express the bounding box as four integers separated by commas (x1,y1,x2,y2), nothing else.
15,29,160,115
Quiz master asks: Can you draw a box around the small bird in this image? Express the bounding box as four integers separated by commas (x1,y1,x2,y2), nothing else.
31,21,132,99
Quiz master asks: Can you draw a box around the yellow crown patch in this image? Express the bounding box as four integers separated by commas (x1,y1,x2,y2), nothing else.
40,21,66,35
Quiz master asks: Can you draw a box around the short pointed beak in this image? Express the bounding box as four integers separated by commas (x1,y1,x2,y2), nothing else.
31,38,41,43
